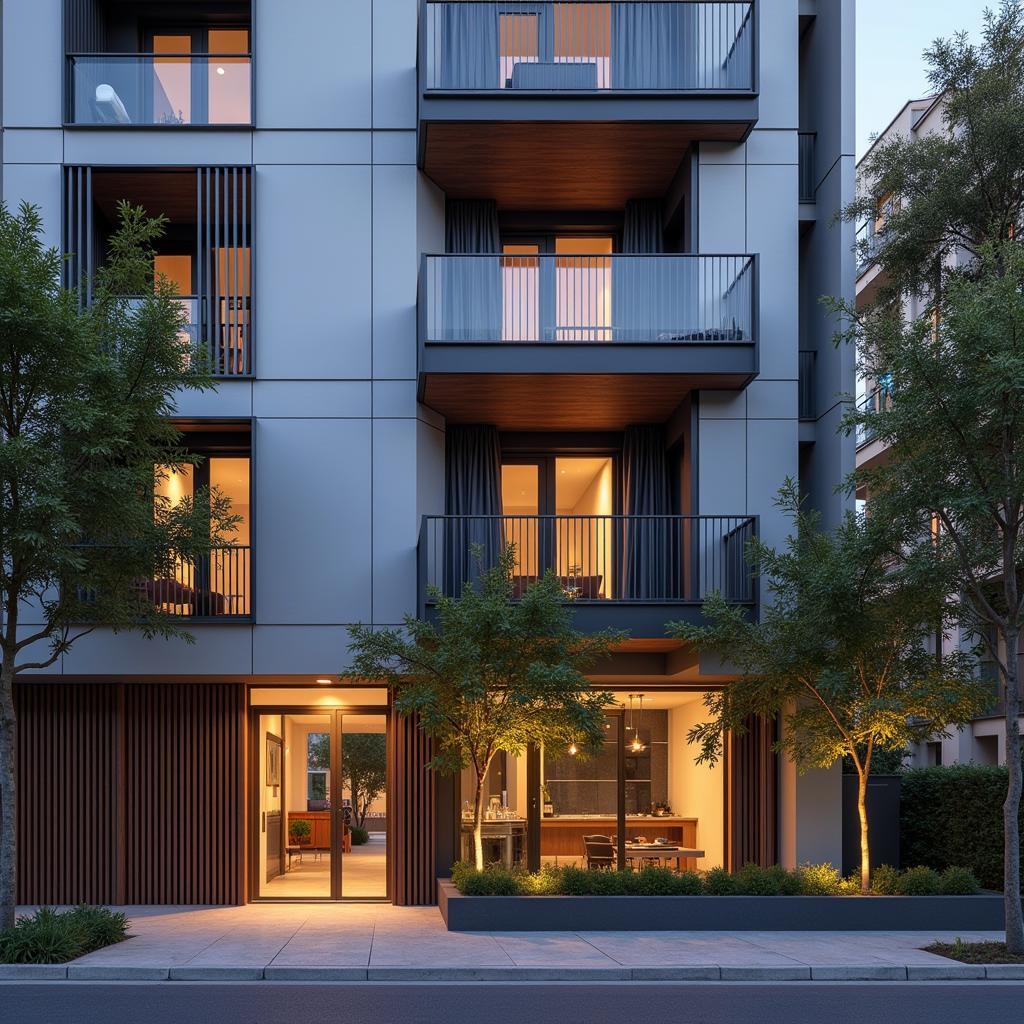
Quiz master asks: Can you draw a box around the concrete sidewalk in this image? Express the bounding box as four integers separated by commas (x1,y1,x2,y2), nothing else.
0,903,1015,983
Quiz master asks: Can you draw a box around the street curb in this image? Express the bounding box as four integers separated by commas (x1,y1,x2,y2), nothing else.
810,965,908,981
0,964,69,979
264,966,370,981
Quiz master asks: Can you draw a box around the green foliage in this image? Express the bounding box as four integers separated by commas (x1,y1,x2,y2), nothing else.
0,906,129,964
901,763,1024,891
842,747,909,775
350,826,369,846
342,733,387,828
348,546,622,868
448,862,978,898
288,819,312,844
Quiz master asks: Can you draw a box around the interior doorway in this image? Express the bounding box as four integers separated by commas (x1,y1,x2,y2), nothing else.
252,704,389,901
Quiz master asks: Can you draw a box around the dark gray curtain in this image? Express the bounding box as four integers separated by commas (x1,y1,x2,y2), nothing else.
444,425,504,596
444,199,502,342
614,199,663,342
611,3,695,89
621,425,677,599
440,2,500,88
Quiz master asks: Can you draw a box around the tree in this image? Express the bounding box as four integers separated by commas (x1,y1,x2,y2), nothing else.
670,484,984,893
0,201,236,930
838,2,1024,948
342,733,387,828
348,547,621,870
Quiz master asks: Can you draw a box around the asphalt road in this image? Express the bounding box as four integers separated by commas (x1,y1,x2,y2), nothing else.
3,981,1023,1024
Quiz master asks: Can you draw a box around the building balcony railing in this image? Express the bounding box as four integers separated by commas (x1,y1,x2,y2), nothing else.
419,514,757,633
66,53,252,126
856,387,890,448
422,0,756,93
143,545,251,618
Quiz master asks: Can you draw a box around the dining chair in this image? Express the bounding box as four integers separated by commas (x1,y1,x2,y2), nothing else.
583,834,615,871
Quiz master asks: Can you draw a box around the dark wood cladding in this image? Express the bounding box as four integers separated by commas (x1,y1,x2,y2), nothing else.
64,0,105,51
726,714,778,870
16,684,122,905
389,713,436,906
15,682,245,906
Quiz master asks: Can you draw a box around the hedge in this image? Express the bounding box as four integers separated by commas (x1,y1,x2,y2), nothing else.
901,763,1024,891
0,906,129,964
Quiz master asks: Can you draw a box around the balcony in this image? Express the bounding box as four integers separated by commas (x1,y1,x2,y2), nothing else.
144,545,252,619
66,52,252,126
419,514,758,634
418,253,757,428
419,0,759,207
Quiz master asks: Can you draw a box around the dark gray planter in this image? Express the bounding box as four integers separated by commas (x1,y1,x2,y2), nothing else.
438,880,1005,932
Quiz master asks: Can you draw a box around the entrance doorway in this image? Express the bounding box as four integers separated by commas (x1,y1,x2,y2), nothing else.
252,705,388,901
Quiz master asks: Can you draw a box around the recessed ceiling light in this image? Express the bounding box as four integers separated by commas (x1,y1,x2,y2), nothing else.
316,678,332,685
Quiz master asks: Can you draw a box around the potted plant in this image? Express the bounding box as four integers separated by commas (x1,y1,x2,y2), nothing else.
288,819,312,847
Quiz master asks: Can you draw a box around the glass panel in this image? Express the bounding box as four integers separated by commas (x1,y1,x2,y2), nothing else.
501,464,539,588
152,35,192,124
501,243,539,342
341,714,388,898
460,750,528,868
209,457,250,616
207,29,251,124
541,715,619,867
554,3,610,88
499,14,539,88
554,457,613,599
258,713,333,898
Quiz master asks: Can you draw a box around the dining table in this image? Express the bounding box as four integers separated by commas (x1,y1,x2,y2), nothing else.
624,844,705,871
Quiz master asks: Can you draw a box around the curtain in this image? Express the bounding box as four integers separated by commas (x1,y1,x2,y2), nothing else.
613,199,664,342
444,199,502,343
621,425,677,599
611,3,694,89
440,2,500,89
444,425,504,596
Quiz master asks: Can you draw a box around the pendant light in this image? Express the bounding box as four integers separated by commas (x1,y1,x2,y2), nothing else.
627,693,647,753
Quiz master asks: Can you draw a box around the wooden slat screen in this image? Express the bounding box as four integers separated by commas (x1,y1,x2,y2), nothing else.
15,682,245,906
15,683,122,905
389,713,437,906
726,713,778,870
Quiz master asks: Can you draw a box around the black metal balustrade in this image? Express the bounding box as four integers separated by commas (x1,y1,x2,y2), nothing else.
422,254,755,344
422,0,756,92
856,388,890,447
419,515,757,608
798,132,815,203
799,349,816,421
144,545,251,617
67,53,252,125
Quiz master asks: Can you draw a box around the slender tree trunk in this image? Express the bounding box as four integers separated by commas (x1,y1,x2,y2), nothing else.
472,773,486,871
857,767,871,895
0,653,17,932
1003,624,1023,953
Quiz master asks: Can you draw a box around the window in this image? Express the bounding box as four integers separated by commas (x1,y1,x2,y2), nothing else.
307,732,330,803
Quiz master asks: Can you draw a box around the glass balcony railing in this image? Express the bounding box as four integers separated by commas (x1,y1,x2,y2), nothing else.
420,515,757,605
422,254,755,344
67,53,252,126
422,1,755,92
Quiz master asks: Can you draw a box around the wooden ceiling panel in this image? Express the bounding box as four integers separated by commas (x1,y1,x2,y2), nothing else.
423,121,744,208
422,373,743,430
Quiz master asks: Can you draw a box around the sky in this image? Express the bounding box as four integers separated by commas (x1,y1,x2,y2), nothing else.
857,0,990,159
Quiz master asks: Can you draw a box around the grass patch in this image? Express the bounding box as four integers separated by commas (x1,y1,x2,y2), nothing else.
924,939,1024,965
449,861,981,897
0,906,130,964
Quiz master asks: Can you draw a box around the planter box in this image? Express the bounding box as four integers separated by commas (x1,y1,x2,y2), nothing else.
438,880,1005,932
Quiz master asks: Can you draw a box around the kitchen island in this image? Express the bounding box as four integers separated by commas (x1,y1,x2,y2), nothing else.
540,816,700,869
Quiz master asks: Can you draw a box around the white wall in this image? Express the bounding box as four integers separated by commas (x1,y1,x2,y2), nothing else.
668,700,725,869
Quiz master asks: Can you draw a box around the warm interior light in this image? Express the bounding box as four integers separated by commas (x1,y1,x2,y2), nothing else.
568,741,579,756
216,66,226,75
316,678,332,685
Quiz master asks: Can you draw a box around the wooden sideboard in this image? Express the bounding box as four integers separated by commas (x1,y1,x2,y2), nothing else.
287,811,352,851
540,816,699,868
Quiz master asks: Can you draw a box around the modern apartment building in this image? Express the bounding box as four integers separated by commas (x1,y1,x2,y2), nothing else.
855,93,1016,771
3,0,853,907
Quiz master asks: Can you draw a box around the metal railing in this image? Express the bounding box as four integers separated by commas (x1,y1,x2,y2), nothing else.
419,515,757,604
799,349,816,421
143,545,251,617
798,132,815,203
67,53,252,125
855,388,891,447
122,295,250,377
422,1,755,92
856,221,885,274
422,254,755,344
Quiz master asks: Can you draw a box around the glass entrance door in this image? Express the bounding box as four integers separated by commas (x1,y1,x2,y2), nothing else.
254,707,388,901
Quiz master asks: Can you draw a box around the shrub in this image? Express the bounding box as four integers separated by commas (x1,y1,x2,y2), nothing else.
798,863,844,896
901,763,1022,891
453,863,523,896
733,863,802,896
940,866,981,896
895,866,942,896
350,827,369,846
702,867,738,895
0,906,129,965
870,864,900,895
288,819,312,845
670,871,705,895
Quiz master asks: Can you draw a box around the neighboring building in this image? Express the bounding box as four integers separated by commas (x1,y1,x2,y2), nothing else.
855,94,1013,770
4,0,853,907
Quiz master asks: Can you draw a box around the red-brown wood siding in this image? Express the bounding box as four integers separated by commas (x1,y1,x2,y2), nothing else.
15,682,245,906
726,714,778,870
389,712,436,906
